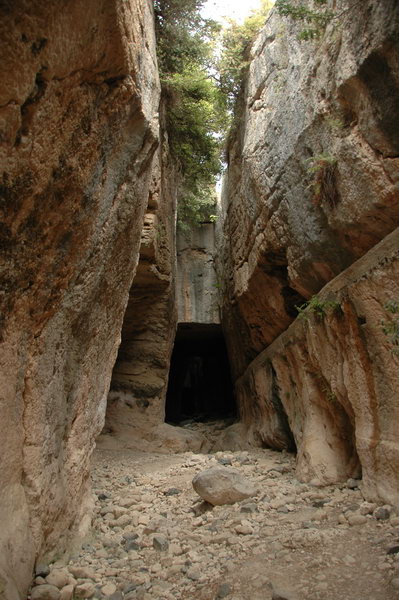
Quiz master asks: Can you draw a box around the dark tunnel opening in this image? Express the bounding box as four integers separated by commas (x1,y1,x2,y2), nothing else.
165,323,236,424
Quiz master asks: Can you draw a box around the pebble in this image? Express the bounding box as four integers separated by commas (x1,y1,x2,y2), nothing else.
240,503,257,514
68,566,96,580
31,585,61,600
235,521,253,535
59,585,74,600
153,534,169,551
360,502,377,515
374,506,391,520
74,582,96,598
391,578,399,591
164,487,182,496
101,583,117,596
35,565,50,578
346,478,360,490
216,583,232,598
347,514,368,526
186,567,201,581
108,592,123,600
45,569,70,589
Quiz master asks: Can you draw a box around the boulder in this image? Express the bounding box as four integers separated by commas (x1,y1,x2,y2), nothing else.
192,467,258,506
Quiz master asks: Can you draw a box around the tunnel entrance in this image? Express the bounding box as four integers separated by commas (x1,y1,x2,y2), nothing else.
165,323,236,424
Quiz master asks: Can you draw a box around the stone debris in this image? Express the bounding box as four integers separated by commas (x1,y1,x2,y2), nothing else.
31,585,61,600
35,564,51,578
271,583,298,600
192,466,258,505
27,425,399,600
152,535,169,552
45,569,70,589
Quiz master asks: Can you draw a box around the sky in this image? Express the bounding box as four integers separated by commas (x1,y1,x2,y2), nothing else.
201,0,266,24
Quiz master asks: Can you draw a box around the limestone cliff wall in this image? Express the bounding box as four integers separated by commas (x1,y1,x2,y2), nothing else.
104,132,179,438
218,0,399,378
218,0,399,507
177,224,219,324
0,1,159,597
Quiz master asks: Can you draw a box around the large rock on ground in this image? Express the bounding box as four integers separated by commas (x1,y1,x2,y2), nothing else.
192,467,258,505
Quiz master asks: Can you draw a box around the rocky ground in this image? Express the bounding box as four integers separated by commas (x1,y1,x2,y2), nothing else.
29,421,399,600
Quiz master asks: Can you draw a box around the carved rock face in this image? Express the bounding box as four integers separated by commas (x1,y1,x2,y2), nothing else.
0,1,160,597
218,0,399,508
218,0,399,379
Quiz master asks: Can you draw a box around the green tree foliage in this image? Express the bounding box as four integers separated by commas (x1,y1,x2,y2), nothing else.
153,1,274,229
154,0,225,230
275,0,334,40
217,1,273,108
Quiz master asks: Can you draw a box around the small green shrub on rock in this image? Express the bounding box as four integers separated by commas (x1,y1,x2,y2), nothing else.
296,295,341,321
381,300,399,355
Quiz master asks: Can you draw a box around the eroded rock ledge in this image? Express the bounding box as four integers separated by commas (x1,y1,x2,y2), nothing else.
236,228,399,508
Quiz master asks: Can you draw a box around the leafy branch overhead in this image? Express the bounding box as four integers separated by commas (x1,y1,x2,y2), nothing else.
154,0,224,229
153,0,272,229
216,1,273,109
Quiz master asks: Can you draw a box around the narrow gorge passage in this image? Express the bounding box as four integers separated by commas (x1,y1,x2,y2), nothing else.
165,323,235,425
2,0,399,598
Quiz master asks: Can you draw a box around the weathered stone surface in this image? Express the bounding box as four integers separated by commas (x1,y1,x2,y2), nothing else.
192,467,258,505
0,1,159,597
216,0,399,511
102,127,179,446
74,583,95,599
45,569,69,589
30,585,60,600
176,224,220,324
217,0,399,378
235,229,399,507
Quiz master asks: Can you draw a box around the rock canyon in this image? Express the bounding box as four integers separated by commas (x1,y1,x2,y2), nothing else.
0,1,398,599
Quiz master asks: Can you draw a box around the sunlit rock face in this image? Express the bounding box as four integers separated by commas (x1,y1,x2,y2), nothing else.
0,1,159,597
218,0,399,505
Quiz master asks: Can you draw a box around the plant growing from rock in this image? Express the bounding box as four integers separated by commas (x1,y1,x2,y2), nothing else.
215,1,273,109
381,300,399,355
275,0,365,41
275,0,334,40
305,153,339,208
296,294,341,321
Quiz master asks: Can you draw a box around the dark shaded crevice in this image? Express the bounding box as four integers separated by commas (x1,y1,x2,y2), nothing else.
271,365,297,452
165,323,236,424
358,47,399,156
